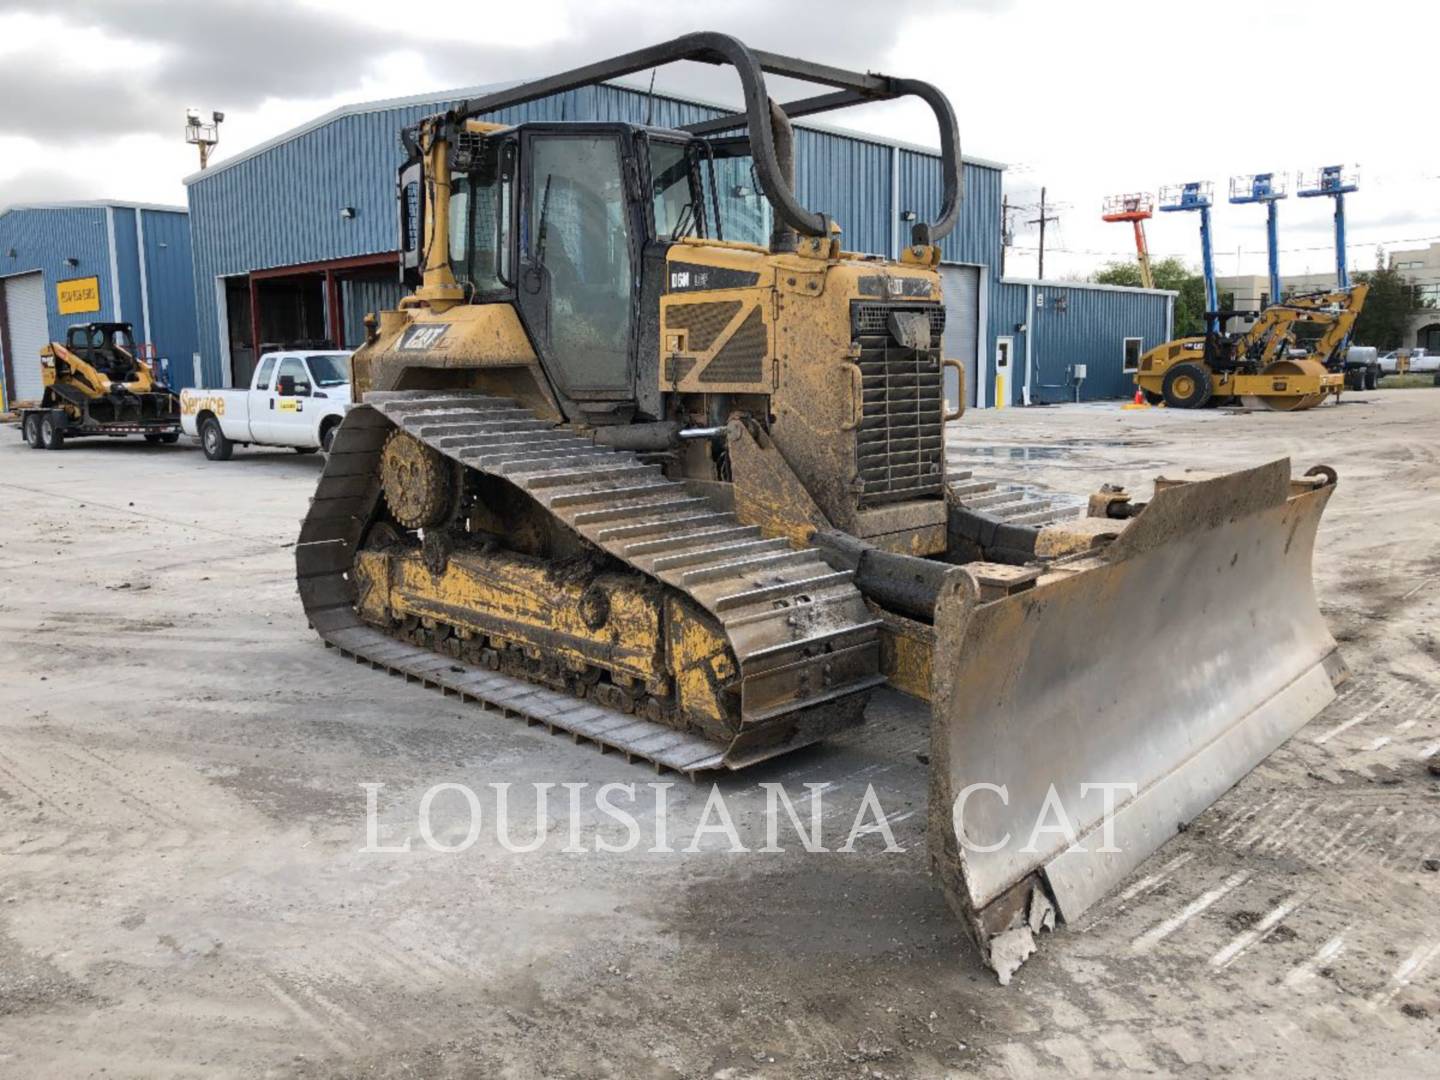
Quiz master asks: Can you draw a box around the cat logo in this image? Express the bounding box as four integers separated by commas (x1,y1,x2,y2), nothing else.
399,324,450,351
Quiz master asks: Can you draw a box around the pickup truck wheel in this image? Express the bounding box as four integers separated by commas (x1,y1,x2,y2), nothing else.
320,422,338,455
294,446,318,455
23,414,42,448
40,414,65,450
200,416,234,461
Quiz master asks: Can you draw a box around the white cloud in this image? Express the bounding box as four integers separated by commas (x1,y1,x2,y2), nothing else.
2,0,1433,279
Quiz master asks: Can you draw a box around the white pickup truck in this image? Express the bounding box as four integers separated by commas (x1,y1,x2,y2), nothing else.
180,350,352,460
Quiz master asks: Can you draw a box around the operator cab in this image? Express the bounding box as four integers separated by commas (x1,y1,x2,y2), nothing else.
65,323,143,383
404,122,767,418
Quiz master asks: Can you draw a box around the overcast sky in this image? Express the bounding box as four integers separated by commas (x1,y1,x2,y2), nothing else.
1,0,1435,281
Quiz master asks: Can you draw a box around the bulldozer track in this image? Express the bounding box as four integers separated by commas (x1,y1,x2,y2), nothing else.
295,391,884,775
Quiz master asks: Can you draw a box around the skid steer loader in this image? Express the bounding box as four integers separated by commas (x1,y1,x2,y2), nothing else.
295,32,1345,981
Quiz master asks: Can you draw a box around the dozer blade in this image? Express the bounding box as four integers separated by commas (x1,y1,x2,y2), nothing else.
928,459,1345,983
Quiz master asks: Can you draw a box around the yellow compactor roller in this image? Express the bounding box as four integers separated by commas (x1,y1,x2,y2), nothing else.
296,33,1345,981
1134,285,1368,411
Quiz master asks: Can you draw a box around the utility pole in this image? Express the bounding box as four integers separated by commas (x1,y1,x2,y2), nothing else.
1027,187,1059,279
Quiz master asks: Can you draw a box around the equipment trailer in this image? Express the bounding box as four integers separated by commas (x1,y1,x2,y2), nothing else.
19,323,180,449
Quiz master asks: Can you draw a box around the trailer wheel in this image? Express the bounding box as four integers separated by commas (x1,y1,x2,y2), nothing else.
1162,363,1212,409
200,416,233,461
1365,364,1379,390
23,414,42,449
40,413,65,450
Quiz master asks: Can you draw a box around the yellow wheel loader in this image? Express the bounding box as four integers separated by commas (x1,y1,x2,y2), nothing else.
20,322,181,449
295,33,1346,981
1134,285,1368,411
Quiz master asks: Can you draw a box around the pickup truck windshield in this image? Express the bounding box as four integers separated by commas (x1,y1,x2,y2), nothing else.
307,354,350,387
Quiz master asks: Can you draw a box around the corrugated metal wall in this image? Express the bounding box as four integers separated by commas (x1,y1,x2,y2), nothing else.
992,281,1171,405
185,81,1172,400
187,82,1017,385
139,210,200,382
0,205,199,391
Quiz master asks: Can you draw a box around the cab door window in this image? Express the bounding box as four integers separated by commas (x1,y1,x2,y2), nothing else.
253,355,278,391
522,133,634,394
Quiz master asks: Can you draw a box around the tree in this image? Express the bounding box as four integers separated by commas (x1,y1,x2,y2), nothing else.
1352,251,1428,350
1092,257,1209,336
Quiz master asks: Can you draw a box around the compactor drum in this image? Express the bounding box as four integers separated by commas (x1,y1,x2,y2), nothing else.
296,33,1345,979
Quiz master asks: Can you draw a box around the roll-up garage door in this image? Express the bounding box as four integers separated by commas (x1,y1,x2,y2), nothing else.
4,272,49,403
939,264,980,409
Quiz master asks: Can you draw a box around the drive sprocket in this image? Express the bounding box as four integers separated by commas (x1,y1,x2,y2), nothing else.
380,428,451,528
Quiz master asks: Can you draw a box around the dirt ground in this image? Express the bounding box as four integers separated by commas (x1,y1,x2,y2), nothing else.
1,390,1437,1078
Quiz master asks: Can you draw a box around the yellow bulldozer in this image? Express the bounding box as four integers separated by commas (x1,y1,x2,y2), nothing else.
1134,284,1368,411
296,33,1345,981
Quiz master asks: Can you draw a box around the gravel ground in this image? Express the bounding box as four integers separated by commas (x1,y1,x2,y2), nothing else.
1,389,1437,1078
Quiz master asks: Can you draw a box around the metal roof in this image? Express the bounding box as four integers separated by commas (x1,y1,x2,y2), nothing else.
0,200,188,217
185,77,1004,187
1002,277,1179,298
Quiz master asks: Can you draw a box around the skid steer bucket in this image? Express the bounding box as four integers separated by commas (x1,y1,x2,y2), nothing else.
929,459,1345,982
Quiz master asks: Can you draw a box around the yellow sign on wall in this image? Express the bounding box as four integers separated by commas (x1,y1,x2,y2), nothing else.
57,275,101,315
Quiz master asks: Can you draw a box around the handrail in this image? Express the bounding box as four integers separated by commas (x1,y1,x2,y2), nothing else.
434,31,962,246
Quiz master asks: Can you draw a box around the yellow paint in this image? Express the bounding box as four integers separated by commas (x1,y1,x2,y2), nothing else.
278,399,299,413
994,373,1006,409
1135,284,1367,408
181,393,226,417
56,276,101,315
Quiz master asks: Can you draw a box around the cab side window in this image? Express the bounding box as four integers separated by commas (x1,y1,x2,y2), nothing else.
276,357,310,396
254,356,278,391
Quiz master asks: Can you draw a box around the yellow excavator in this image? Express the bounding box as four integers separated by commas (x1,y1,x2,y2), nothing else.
1134,284,1368,411
296,33,1345,981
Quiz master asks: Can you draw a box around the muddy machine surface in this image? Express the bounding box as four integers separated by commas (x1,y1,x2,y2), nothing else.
295,33,1345,980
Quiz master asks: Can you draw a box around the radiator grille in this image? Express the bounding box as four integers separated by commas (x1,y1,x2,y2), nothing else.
851,302,946,508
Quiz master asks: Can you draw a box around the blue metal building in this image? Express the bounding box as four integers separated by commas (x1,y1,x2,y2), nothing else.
0,202,198,407
185,81,1172,405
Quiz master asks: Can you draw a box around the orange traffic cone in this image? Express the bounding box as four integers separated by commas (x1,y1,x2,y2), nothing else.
1122,387,1150,410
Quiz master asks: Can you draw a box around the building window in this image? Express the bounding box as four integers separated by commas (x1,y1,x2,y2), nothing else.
1123,337,1142,372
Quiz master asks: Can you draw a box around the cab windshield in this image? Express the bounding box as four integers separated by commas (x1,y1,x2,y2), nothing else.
307,354,350,387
